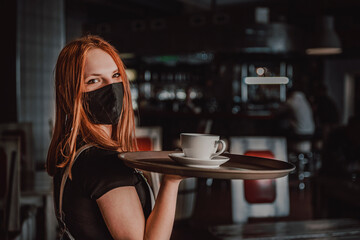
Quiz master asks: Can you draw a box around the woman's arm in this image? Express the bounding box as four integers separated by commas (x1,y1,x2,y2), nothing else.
97,175,182,240
144,175,182,239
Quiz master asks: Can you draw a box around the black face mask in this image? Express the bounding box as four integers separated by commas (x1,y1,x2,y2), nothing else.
83,82,124,125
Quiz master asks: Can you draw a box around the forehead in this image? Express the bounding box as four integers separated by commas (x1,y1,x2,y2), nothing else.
84,48,117,73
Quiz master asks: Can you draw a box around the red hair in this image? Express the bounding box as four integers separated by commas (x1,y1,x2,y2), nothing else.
46,35,137,177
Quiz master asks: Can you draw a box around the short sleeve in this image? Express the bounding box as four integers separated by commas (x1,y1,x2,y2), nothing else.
71,147,137,200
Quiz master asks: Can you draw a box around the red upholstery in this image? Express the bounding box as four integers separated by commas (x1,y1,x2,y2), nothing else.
136,137,153,151
244,150,276,204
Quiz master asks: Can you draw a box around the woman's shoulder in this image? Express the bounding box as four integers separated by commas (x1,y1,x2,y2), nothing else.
81,146,119,160
73,146,132,176
71,146,137,199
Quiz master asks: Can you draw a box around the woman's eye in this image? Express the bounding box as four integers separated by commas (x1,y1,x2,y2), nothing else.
87,79,99,84
113,73,121,78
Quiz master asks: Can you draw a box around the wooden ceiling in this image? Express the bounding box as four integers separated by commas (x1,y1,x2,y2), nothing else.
67,0,360,21
67,0,360,56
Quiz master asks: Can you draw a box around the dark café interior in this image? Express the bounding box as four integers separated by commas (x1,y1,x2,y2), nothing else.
1,0,360,239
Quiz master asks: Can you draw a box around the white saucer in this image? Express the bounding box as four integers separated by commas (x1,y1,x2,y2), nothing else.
168,153,230,168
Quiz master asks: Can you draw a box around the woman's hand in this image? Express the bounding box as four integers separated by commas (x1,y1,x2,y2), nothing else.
161,174,186,184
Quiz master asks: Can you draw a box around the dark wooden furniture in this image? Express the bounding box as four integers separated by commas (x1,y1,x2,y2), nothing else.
314,175,360,219
209,218,360,239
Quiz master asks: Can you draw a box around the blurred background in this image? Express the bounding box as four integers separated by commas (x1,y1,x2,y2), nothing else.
1,0,360,239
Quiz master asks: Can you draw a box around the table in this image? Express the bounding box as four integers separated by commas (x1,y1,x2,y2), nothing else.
209,218,360,239
314,175,360,219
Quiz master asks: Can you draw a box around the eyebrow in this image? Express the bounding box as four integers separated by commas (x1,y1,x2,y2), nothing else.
85,69,119,77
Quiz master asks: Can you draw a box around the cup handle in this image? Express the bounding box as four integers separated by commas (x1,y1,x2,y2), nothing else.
211,140,226,158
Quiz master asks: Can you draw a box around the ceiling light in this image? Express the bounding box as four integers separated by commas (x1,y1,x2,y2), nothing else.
245,77,289,85
256,67,265,76
306,16,342,55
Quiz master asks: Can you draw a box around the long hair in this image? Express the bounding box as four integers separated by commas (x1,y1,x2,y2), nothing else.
46,35,137,177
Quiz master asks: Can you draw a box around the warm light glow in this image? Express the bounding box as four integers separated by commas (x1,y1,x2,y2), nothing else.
245,77,289,85
125,69,137,82
306,47,342,55
119,53,135,59
256,67,265,76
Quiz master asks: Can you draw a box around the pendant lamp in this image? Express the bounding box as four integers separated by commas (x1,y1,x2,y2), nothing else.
306,16,342,55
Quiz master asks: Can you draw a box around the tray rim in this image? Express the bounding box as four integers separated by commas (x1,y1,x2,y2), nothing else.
118,150,295,179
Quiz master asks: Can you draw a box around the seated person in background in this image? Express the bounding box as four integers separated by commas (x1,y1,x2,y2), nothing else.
275,89,315,138
311,83,340,148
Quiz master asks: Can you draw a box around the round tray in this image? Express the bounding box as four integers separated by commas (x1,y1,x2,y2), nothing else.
119,151,295,180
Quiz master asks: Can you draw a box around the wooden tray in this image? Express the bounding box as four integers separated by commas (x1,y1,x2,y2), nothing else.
119,151,295,180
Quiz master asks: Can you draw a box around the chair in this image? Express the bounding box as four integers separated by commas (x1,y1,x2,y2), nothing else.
0,147,6,199
0,123,35,193
135,126,162,152
135,126,162,198
0,123,34,173
0,137,21,237
230,136,290,223
174,176,197,221
243,150,276,204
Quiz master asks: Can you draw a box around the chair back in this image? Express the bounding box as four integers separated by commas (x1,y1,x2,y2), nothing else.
243,150,276,204
0,137,21,233
135,127,162,200
136,137,153,151
0,147,7,199
230,136,290,222
135,127,162,151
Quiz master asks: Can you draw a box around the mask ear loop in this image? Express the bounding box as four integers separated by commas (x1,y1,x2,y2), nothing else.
64,114,75,133
65,114,71,131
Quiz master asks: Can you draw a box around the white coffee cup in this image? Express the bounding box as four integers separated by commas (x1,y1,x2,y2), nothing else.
180,133,226,159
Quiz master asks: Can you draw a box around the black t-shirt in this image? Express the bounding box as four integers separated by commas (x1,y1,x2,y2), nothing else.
53,146,152,240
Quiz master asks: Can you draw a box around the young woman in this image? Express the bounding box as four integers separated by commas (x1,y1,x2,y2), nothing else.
46,35,183,240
